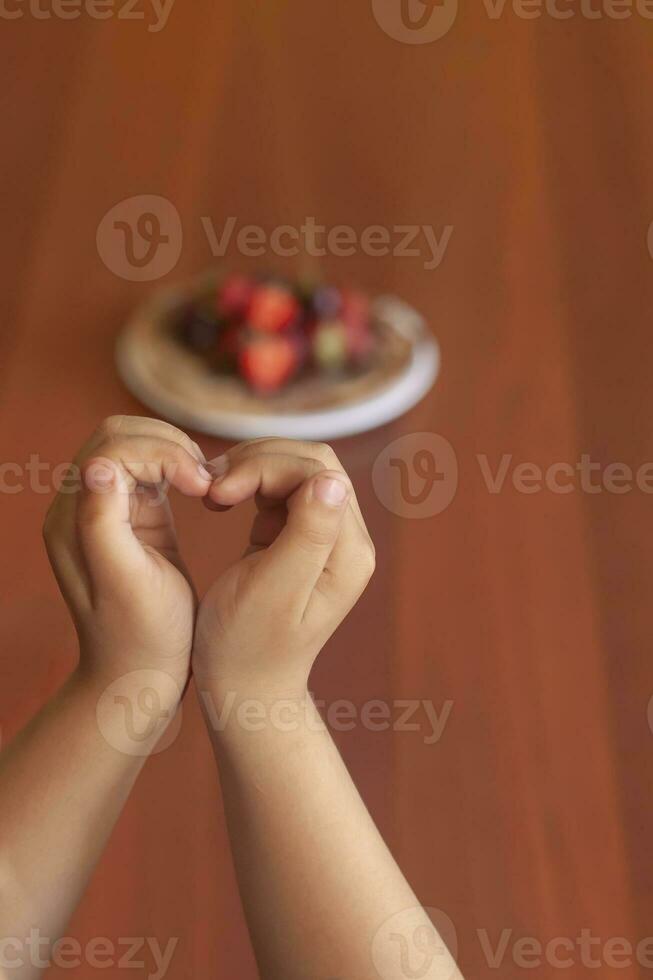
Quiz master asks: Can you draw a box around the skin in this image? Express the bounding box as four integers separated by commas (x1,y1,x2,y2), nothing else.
194,438,463,980
0,418,462,980
0,416,211,979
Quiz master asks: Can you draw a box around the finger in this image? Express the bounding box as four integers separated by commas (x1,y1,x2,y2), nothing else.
208,451,373,611
83,415,206,466
202,496,232,513
127,484,179,552
42,515,90,613
206,453,325,508
46,418,207,546
252,470,351,613
44,421,208,608
130,486,196,584
211,437,371,541
91,436,212,497
75,461,188,595
75,458,146,592
75,440,211,590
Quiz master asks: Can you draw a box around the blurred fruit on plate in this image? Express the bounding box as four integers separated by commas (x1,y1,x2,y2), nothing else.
239,333,300,394
178,273,380,396
115,269,440,440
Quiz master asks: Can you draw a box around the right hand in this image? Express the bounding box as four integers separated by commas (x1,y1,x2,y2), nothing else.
193,439,376,700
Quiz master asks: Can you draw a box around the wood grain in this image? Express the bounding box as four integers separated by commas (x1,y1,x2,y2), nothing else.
1,2,651,977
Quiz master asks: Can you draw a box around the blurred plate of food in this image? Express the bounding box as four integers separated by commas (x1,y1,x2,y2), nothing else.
115,271,440,440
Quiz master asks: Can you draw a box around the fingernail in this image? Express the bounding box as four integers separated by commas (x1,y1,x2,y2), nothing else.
191,441,207,464
197,463,212,482
314,475,348,507
206,455,229,480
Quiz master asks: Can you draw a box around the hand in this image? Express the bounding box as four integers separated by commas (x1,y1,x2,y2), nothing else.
44,416,212,699
193,439,376,701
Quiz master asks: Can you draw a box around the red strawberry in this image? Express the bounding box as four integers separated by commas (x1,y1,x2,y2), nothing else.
248,284,300,332
239,333,299,394
218,275,254,319
340,289,370,329
339,288,373,364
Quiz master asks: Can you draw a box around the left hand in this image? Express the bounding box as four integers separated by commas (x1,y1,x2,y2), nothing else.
43,415,212,697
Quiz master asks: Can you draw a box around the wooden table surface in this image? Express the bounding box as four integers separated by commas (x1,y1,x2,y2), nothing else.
2,3,653,977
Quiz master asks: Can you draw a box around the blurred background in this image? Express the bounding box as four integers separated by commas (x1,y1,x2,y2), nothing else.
2,2,653,977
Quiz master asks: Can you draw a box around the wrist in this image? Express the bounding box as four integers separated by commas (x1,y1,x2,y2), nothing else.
77,640,189,704
195,676,316,744
70,659,185,759
194,667,310,708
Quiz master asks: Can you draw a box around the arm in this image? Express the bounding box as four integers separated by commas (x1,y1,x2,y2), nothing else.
194,439,463,980
0,416,211,978
0,670,172,975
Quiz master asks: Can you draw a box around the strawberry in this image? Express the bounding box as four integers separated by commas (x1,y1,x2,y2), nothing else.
239,333,299,394
218,275,255,320
340,288,370,330
247,284,300,332
339,288,373,364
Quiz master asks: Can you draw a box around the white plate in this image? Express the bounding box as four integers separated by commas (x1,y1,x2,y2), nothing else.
115,293,440,441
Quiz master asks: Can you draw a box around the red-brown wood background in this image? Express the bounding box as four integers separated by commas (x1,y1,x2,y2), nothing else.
2,2,653,977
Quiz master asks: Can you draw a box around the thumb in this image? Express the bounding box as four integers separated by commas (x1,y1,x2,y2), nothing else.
253,470,351,613
76,457,144,588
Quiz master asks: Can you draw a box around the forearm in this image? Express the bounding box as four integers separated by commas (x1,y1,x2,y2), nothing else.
206,687,461,980
0,664,177,977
